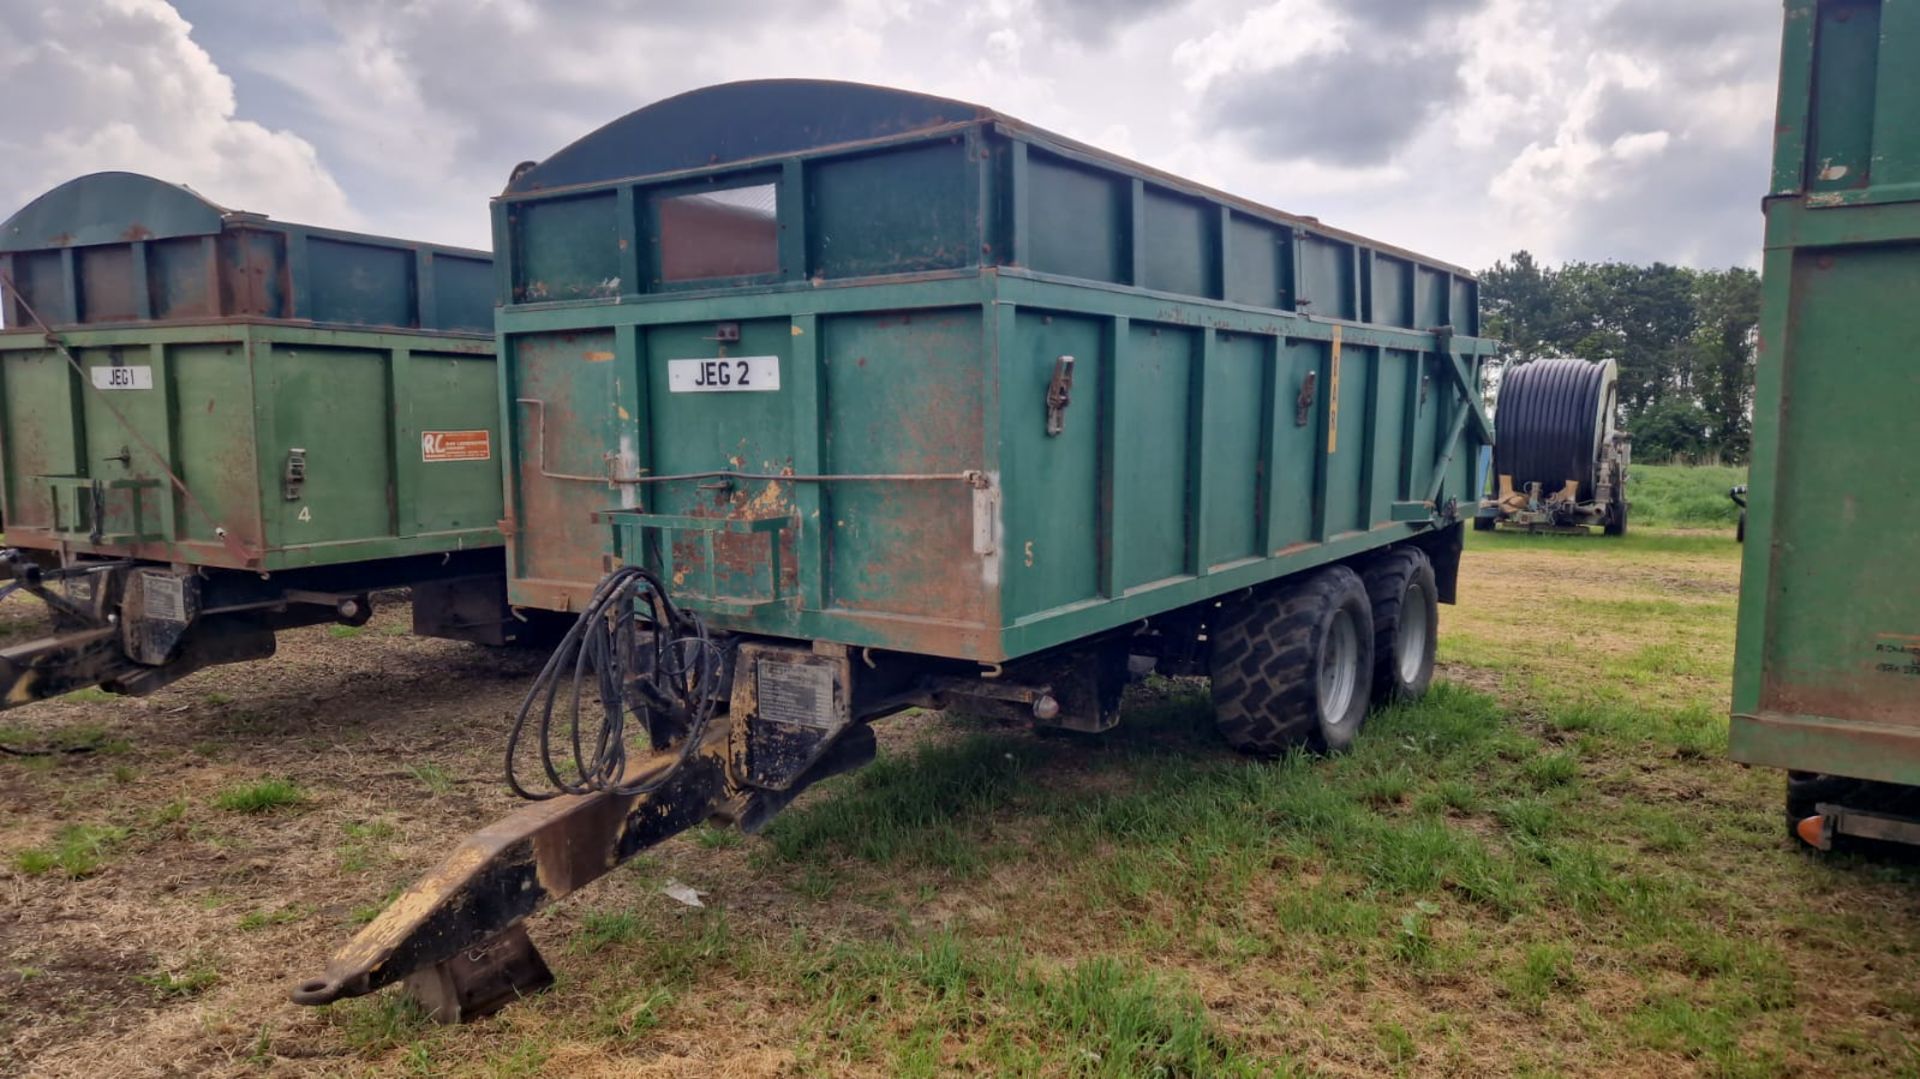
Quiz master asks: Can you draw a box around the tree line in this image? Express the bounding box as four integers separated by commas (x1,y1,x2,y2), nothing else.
1479,251,1761,464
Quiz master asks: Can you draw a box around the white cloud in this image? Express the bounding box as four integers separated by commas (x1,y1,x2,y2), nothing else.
1172,0,1343,92
1450,0,1576,149
0,0,353,228
4,0,1780,270
1482,8,1774,267
1611,130,1672,159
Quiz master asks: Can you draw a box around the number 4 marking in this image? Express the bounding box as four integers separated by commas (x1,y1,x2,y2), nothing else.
298,506,312,522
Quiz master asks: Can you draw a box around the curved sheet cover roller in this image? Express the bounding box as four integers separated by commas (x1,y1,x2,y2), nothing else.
507,80,989,193
0,171,229,253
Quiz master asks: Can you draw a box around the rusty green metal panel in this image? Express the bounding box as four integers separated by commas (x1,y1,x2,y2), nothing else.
0,173,502,574
496,80,1492,663
1731,0,1920,786
1,172,492,333
809,142,977,279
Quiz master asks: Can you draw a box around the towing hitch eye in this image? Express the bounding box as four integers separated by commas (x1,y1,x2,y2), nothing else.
288,725,734,1019
288,719,875,1022
290,561,875,1021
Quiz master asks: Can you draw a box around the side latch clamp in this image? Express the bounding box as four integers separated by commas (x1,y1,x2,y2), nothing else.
284,448,308,501
1044,355,1076,437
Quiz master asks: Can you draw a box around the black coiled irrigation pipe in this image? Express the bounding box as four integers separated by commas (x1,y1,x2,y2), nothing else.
504,565,722,801
1493,358,1612,497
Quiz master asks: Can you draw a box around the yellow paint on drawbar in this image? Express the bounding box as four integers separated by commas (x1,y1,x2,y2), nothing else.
1327,326,1342,455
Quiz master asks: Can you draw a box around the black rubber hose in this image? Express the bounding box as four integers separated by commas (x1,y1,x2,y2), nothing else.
1543,361,1584,491
1513,362,1555,488
1493,358,1609,497
504,565,721,801
1493,365,1529,484
1516,360,1571,493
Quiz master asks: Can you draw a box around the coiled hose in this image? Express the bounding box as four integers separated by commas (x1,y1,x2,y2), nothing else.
1493,358,1615,499
504,565,721,801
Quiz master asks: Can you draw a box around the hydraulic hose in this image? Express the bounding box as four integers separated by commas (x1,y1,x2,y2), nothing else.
1492,358,1615,499
504,565,721,800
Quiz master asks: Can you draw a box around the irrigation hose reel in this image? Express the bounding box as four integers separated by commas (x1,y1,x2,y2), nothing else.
1485,358,1628,533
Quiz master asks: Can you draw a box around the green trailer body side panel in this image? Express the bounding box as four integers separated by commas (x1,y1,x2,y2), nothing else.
0,324,503,572
172,341,255,546
1731,0,1920,787
264,342,395,546
1115,322,1194,589
0,173,502,574
819,309,987,622
1000,309,1099,618
407,349,510,536
497,80,1491,664
1202,332,1268,567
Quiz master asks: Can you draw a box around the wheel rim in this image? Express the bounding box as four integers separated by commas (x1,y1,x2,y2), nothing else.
1395,581,1430,685
1318,608,1361,722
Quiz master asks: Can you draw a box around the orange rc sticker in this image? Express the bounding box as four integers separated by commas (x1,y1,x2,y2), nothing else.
421,430,491,462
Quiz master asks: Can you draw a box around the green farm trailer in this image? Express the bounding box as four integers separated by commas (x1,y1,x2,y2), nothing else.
292,81,1495,1019
0,172,524,708
1732,0,1920,849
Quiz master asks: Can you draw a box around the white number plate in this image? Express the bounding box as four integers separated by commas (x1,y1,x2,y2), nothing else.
91,365,153,391
668,356,779,393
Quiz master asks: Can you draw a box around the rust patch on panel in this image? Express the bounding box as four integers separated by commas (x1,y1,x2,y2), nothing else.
5,398,58,531
1770,676,1920,732
823,311,988,627
511,331,629,593
657,469,799,607
515,401,609,587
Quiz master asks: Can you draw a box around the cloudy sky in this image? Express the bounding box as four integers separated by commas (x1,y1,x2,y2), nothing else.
3,0,1780,272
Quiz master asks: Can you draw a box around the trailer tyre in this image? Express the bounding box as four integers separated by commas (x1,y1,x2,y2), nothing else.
1362,549,1438,707
1605,491,1629,537
1210,566,1375,756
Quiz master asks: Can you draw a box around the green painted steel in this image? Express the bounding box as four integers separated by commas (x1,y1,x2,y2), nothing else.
497,81,1493,663
0,173,502,573
1731,0,1920,786
1,172,492,332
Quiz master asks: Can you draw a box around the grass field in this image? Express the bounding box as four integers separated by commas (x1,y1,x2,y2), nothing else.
1626,464,1748,530
4,509,1919,1077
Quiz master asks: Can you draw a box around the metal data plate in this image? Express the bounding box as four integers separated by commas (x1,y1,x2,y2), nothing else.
140,573,188,622
729,644,852,792
667,356,780,393
755,658,835,730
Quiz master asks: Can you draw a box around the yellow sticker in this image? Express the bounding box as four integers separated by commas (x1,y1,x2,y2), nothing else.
1327,326,1342,455
583,350,614,363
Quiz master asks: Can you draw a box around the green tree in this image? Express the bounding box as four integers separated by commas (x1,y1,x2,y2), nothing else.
1478,253,1760,464
1688,267,1761,461
1479,251,1564,365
